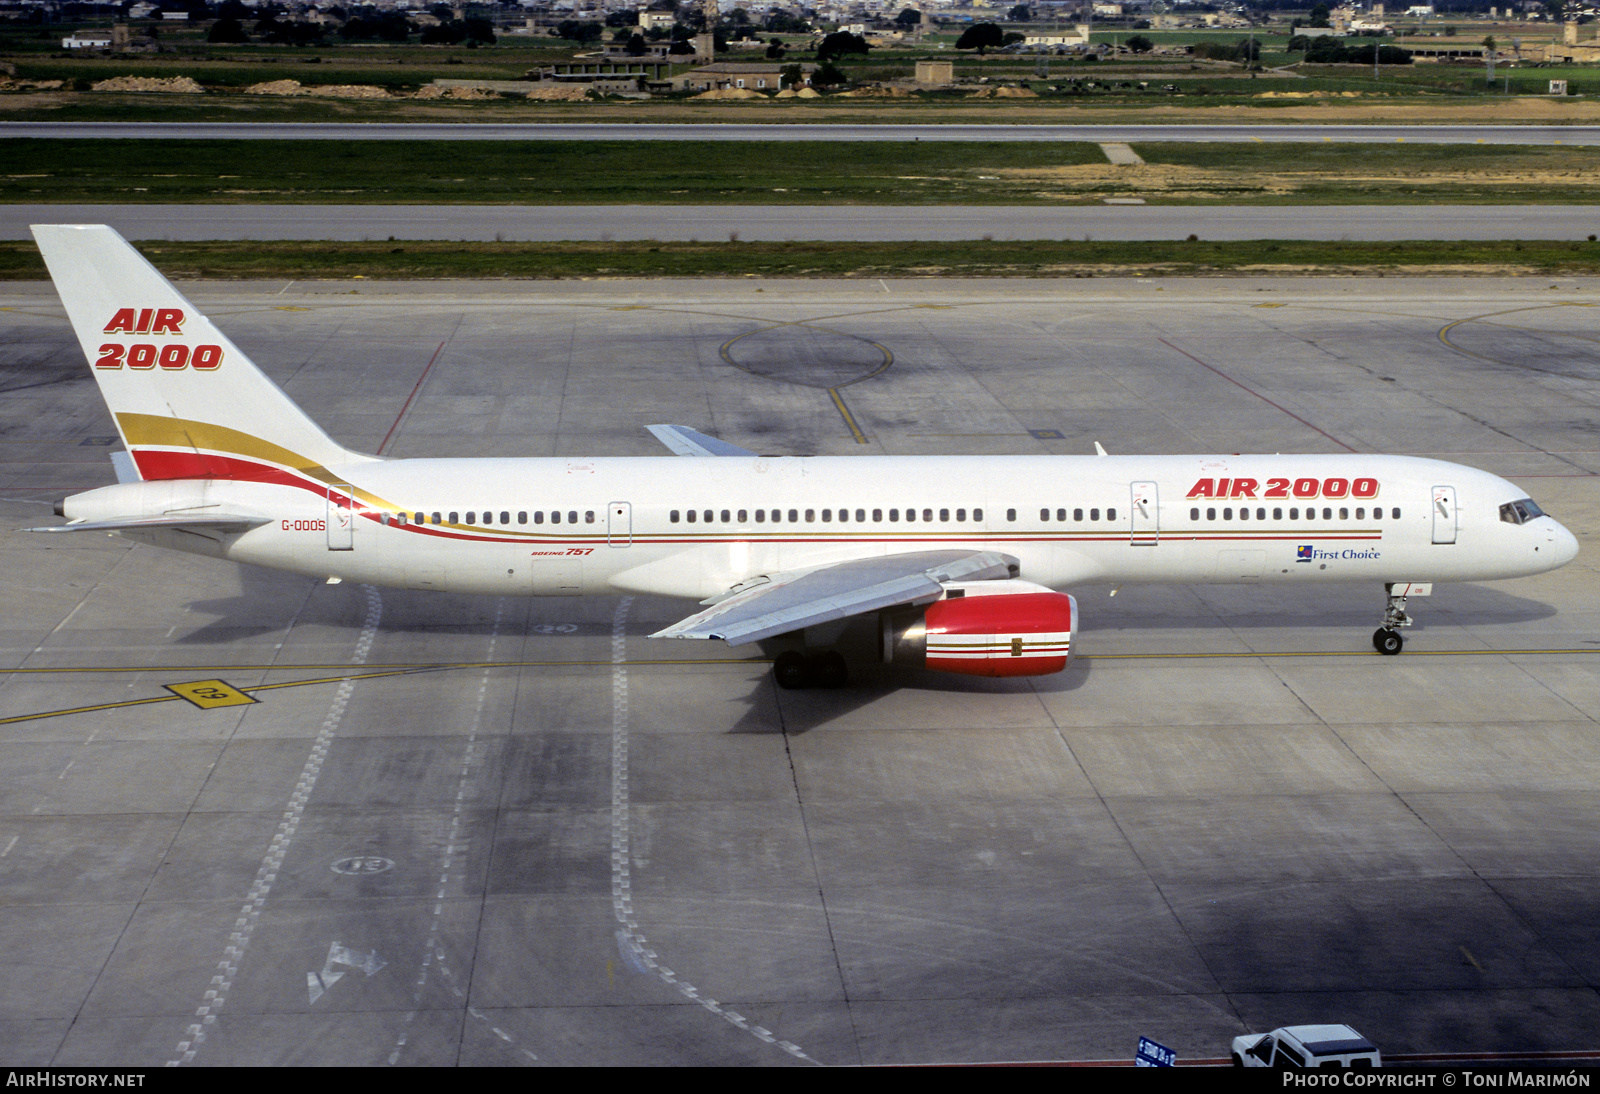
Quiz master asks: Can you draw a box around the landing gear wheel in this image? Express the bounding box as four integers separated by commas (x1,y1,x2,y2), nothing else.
808,651,849,689
774,651,810,690
1373,628,1404,656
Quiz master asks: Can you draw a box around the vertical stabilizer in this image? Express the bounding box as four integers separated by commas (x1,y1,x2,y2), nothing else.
32,224,374,483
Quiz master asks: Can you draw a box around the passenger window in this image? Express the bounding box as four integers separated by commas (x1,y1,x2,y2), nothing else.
1057,508,1067,522
1356,508,1364,520
552,511,562,524
1073,508,1084,522
1191,508,1200,520
1340,507,1349,520
939,509,948,522
1223,508,1232,520
669,510,679,524
432,512,442,525
906,509,916,523
1322,508,1332,520
737,510,747,523
856,509,867,522
754,510,765,523
1090,508,1100,521
518,512,528,525
873,509,882,522
685,510,696,523
721,510,730,523
821,509,831,522
1107,508,1116,521
805,509,815,522
974,508,983,521
922,509,932,522
465,512,476,525
956,509,966,522
586,511,595,524
1207,507,1216,520
1040,508,1050,522
448,512,459,524
1256,508,1265,520
500,511,510,524
788,509,798,523
1239,507,1249,521
835,509,845,522
1007,509,1016,522
572,512,580,525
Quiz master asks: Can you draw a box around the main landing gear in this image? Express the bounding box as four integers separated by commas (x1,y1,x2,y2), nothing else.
1372,585,1415,656
773,650,849,690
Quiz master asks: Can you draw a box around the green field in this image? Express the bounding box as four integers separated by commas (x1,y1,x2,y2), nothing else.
2,238,1596,280
4,138,1596,206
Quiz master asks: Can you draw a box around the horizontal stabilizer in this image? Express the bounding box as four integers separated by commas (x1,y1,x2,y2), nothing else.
25,514,270,534
652,549,1019,647
646,424,757,458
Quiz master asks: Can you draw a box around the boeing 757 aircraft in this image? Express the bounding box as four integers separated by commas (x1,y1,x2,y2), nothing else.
25,225,1580,687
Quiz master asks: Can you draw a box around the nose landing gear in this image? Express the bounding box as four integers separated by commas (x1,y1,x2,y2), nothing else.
1373,582,1426,656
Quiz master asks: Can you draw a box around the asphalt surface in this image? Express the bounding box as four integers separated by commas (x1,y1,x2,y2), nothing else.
2,276,1599,1066
5,121,1600,144
8,203,1600,242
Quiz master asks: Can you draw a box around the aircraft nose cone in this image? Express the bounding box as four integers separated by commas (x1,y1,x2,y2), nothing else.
1549,522,1580,568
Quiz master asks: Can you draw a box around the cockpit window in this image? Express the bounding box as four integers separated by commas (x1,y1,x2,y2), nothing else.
1499,498,1546,525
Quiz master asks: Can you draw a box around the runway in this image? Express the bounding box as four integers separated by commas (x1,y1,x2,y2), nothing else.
5,121,1600,145
2,276,1599,1066
6,204,1600,242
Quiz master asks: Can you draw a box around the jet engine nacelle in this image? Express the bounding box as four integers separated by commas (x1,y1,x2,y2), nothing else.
880,580,1078,677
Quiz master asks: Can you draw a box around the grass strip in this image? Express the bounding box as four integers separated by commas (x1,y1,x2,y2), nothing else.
0,138,1105,206
3,239,1598,280
6,138,1599,207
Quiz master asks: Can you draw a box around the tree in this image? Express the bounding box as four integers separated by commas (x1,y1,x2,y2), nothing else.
816,30,869,61
765,36,786,59
1309,2,1330,28
207,15,248,42
955,22,1004,54
895,8,922,27
1126,34,1153,53
811,60,847,88
1008,4,1032,20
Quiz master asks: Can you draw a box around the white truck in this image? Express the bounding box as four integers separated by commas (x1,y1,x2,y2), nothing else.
1231,1024,1381,1069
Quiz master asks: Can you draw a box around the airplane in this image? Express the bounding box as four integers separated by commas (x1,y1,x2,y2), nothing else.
23,224,1580,688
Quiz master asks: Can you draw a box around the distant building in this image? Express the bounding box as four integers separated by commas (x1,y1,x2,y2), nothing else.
671,61,814,92
62,31,113,49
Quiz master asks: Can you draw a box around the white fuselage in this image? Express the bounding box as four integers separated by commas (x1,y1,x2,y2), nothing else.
66,453,1578,601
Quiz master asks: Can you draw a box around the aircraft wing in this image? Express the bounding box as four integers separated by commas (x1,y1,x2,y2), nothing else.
646,424,757,458
650,549,1019,647
24,514,271,534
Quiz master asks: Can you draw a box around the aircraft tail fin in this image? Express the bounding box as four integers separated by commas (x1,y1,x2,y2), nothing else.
32,224,374,484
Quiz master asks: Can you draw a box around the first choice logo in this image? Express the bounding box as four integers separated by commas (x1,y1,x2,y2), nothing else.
96,307,224,371
1187,476,1379,501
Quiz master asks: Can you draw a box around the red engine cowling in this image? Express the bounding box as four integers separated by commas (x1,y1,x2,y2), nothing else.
880,581,1078,678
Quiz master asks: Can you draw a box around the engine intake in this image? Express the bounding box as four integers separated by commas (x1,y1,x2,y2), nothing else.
880,580,1077,677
